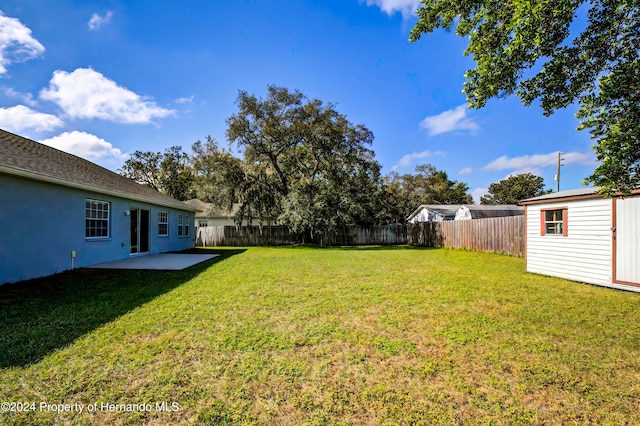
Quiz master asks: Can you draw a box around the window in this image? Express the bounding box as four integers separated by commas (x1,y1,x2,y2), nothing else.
178,214,183,236
158,211,168,236
541,208,568,236
86,199,110,238
199,221,208,228
184,215,190,237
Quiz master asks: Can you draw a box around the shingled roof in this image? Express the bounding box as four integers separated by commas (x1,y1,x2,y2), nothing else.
0,128,197,211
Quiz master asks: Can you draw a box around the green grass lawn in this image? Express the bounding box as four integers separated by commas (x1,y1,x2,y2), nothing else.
1,246,640,425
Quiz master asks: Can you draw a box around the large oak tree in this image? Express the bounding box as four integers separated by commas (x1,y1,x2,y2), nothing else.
410,0,639,194
226,85,382,237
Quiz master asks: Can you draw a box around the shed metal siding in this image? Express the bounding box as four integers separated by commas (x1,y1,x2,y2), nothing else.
526,198,611,286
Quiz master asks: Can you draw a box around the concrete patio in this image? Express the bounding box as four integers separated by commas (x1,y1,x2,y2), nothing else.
87,253,219,271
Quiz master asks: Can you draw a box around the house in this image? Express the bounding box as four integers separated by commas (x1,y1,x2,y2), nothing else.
407,205,461,223
521,187,640,292
184,198,275,227
454,205,524,220
183,199,241,227
0,129,197,285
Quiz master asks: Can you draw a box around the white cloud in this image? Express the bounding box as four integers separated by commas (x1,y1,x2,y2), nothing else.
175,95,194,104
88,11,113,30
471,187,488,204
0,11,45,75
483,151,596,172
0,105,63,132
459,167,472,175
391,149,443,171
39,131,127,165
364,0,420,18
420,104,479,136
562,151,598,165
500,168,545,180
39,68,175,124
2,87,36,106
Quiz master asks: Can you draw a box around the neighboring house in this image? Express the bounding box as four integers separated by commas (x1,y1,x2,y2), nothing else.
184,198,274,227
184,199,241,227
521,188,640,292
454,205,524,220
0,129,197,285
407,205,461,223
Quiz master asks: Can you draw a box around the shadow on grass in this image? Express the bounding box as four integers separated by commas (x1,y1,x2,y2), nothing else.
272,244,438,251
334,245,438,251
0,248,245,368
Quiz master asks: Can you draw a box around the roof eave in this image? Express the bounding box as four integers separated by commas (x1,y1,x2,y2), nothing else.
520,188,640,205
520,193,603,205
1,165,198,212
406,205,426,221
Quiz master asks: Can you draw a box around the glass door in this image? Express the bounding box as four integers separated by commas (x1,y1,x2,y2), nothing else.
130,208,139,254
130,208,150,254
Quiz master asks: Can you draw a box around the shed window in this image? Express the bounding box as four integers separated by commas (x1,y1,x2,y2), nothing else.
199,221,208,227
158,211,168,236
184,215,190,237
178,214,183,236
86,199,110,238
541,208,568,237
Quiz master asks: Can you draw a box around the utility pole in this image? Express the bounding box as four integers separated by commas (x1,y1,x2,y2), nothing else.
555,152,561,192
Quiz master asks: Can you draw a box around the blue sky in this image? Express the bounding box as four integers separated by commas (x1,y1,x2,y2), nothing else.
0,0,597,202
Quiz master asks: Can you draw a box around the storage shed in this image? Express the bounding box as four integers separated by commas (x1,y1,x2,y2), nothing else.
521,188,640,292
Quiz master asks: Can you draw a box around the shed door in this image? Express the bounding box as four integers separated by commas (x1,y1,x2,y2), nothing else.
615,197,640,285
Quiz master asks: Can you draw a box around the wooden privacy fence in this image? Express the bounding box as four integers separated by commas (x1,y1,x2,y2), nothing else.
196,226,298,247
321,224,406,246
196,224,407,247
408,215,525,256
195,216,525,256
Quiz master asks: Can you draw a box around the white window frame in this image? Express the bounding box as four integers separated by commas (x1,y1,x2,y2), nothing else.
184,215,190,237
178,213,183,237
86,199,110,239
158,210,169,236
199,221,208,228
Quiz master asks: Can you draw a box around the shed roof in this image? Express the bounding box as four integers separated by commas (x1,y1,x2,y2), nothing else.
0,128,197,211
458,204,524,219
521,187,640,205
520,188,600,204
407,204,461,221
